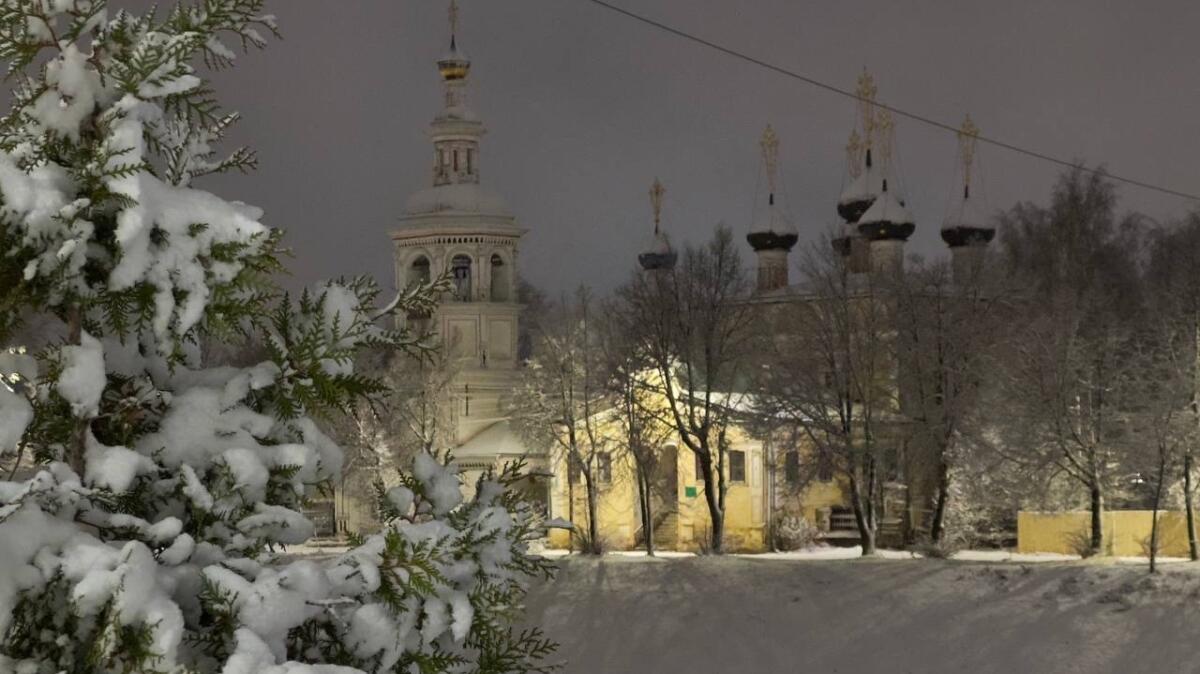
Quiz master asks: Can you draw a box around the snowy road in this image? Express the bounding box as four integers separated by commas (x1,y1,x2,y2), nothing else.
525,555,1200,673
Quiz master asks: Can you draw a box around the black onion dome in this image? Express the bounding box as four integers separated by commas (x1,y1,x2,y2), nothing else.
941,226,995,248
748,194,798,252
639,228,677,271
856,180,915,242
638,250,678,271
746,230,799,252
941,185,994,247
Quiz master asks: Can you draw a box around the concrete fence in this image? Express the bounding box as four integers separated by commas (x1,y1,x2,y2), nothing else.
1018,511,1191,557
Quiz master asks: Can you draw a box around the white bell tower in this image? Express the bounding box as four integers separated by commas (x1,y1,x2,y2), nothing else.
391,0,530,468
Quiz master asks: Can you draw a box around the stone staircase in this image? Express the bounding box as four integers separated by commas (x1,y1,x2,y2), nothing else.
652,510,679,550
633,509,679,551
822,506,904,547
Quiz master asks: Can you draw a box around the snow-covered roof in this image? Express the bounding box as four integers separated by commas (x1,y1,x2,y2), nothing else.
838,168,876,206
749,201,797,237
456,419,529,458
405,183,511,217
858,185,913,226
941,186,991,232
642,228,672,255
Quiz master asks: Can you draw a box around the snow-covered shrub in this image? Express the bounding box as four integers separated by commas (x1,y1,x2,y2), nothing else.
771,513,820,552
0,2,557,672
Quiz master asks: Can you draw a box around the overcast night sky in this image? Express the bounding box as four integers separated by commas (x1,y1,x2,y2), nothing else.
158,0,1200,295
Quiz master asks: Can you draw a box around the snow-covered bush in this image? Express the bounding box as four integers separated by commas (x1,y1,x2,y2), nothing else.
0,2,557,672
770,513,820,552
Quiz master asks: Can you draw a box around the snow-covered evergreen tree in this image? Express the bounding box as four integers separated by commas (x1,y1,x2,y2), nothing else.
0,2,557,672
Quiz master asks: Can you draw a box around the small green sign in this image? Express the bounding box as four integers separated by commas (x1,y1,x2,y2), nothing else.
684,486,698,498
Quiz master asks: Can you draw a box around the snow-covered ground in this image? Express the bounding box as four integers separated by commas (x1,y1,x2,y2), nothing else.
524,553,1200,673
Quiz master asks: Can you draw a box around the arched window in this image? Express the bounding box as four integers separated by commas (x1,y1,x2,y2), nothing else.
490,253,509,302
451,254,472,301
410,255,431,286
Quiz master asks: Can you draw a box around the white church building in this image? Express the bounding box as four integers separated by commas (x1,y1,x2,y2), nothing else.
389,3,542,483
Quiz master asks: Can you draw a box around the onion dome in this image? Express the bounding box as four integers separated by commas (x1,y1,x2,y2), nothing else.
837,147,883,224
639,178,677,271
746,193,799,252
437,1,470,81
437,39,470,82
747,124,799,253
941,115,995,247
941,183,994,247
638,231,676,271
857,179,915,241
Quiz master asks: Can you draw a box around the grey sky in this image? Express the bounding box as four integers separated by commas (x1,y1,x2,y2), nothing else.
180,0,1200,295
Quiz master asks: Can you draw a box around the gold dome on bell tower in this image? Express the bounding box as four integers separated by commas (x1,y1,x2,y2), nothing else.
437,0,470,82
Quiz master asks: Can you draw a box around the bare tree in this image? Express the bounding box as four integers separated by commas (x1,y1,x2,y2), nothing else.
1123,330,1187,573
617,226,753,554
511,287,611,554
992,168,1145,555
599,307,676,555
753,237,894,555
890,257,1007,544
1143,212,1200,560
319,345,460,531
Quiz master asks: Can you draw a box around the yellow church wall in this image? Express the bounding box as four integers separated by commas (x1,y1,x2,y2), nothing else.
794,479,848,526
547,450,642,550
768,431,850,530
676,428,767,552
545,401,772,552
1018,511,1190,557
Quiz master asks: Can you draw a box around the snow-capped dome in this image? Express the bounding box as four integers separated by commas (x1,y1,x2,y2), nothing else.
638,229,677,271
837,149,888,223
643,228,672,256
747,196,798,252
857,180,915,241
941,185,995,247
838,168,877,207
750,199,798,237
404,183,511,217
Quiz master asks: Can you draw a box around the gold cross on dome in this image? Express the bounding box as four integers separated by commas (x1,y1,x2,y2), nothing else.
855,67,877,104
650,178,666,229
760,124,780,194
876,109,895,161
958,114,980,184
846,129,863,178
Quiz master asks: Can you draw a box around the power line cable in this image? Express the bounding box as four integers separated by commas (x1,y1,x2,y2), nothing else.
580,0,1200,203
